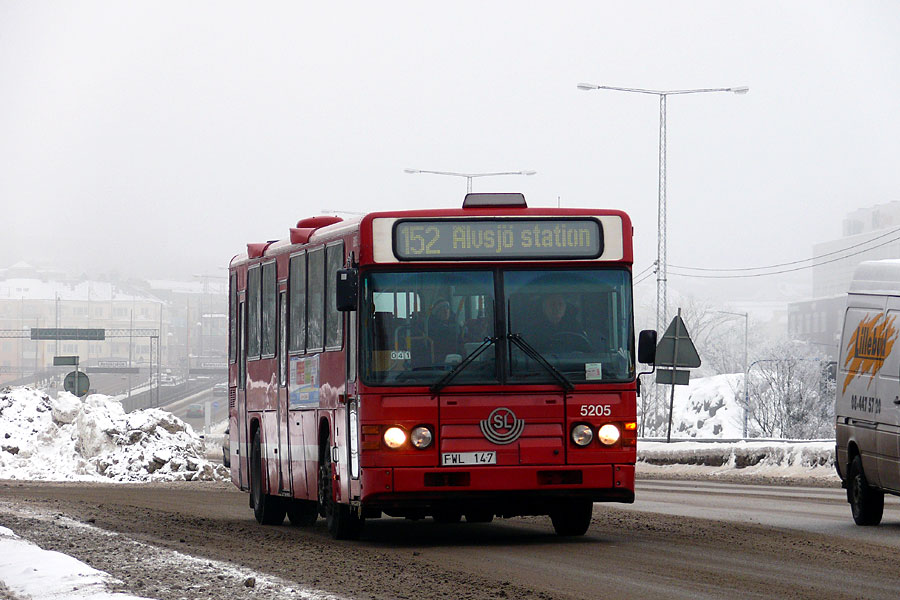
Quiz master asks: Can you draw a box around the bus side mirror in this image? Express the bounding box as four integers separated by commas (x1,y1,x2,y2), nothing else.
336,268,358,312
637,329,657,364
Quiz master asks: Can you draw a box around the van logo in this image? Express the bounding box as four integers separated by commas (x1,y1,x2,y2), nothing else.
479,407,524,445
843,312,898,393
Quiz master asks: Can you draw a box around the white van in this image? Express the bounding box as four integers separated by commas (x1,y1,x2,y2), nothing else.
836,259,900,525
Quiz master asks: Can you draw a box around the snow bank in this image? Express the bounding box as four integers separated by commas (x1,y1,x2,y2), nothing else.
0,525,153,600
638,440,836,480
666,373,745,438
0,387,228,482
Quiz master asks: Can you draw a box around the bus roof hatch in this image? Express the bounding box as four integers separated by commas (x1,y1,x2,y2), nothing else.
462,193,527,208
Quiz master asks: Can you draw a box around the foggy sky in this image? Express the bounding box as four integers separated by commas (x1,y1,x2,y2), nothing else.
2,1,899,307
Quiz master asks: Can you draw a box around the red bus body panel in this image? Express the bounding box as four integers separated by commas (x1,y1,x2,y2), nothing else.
228,203,638,520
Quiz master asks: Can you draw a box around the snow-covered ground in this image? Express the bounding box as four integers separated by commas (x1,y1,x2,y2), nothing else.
0,387,228,482
638,439,837,483
0,386,235,598
0,524,153,600
659,373,746,438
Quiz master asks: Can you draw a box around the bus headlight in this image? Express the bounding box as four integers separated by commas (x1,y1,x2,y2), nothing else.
410,426,433,449
383,427,407,449
597,423,620,446
571,424,593,446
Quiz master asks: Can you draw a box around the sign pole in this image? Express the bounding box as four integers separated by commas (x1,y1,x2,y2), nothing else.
666,308,682,443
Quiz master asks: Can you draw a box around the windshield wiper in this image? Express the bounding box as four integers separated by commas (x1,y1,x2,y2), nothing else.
430,336,498,396
506,333,575,392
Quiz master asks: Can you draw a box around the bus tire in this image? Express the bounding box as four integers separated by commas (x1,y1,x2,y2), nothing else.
464,510,493,523
318,449,363,540
848,455,884,526
286,499,318,526
250,429,286,526
433,510,462,524
550,500,593,536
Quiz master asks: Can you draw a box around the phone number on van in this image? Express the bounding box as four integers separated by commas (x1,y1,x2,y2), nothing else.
850,394,881,415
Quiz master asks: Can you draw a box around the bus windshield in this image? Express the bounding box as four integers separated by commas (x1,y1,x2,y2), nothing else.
505,269,633,384
361,268,633,386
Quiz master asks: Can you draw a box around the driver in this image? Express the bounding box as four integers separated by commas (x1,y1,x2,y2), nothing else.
527,294,585,351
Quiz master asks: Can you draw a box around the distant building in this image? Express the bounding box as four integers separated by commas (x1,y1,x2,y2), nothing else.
789,201,900,358
0,263,226,385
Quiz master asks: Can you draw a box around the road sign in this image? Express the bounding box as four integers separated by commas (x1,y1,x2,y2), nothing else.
98,360,129,368
32,328,105,341
87,367,140,374
64,371,90,397
655,315,701,368
200,361,227,369
656,368,691,385
53,355,79,366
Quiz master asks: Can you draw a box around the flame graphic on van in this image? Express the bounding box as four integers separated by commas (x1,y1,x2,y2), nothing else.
842,312,898,393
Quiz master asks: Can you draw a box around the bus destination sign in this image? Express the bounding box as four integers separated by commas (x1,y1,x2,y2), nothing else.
393,218,603,261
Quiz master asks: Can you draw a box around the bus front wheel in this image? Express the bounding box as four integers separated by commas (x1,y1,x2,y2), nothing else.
550,500,593,536
318,449,363,539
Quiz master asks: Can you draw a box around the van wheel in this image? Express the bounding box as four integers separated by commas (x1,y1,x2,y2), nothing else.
550,499,593,536
318,447,363,539
250,429,286,525
848,455,884,526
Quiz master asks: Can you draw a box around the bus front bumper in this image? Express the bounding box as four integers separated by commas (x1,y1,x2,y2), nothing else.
358,463,634,511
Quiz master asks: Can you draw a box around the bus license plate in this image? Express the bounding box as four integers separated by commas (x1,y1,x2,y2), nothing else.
442,451,496,466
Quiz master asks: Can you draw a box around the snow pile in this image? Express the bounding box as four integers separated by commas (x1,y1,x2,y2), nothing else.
0,387,228,482
0,525,153,600
665,374,745,438
638,440,836,480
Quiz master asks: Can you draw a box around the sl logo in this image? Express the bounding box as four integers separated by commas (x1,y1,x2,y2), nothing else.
479,407,524,445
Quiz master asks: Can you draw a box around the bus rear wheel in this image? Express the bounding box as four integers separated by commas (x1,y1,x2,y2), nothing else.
848,455,884,526
550,500,593,536
318,448,363,539
286,499,318,526
250,429,286,525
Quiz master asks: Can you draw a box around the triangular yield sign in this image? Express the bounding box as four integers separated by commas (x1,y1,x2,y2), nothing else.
655,315,701,368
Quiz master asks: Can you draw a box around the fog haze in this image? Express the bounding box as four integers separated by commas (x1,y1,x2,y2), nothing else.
2,1,899,304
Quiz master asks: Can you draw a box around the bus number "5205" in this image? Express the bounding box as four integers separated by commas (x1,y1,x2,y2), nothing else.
580,405,611,417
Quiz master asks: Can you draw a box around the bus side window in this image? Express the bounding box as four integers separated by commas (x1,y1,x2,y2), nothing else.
307,247,325,351
289,251,307,353
325,241,344,349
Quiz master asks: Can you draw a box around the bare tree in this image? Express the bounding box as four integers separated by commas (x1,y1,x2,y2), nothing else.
742,340,834,438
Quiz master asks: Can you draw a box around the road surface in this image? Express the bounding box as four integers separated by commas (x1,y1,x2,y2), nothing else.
0,478,898,600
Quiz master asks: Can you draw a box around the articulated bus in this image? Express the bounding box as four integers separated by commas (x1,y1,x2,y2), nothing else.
227,193,656,539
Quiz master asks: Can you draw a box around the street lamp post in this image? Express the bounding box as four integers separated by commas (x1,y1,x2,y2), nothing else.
576,83,748,337
404,169,536,193
715,310,750,437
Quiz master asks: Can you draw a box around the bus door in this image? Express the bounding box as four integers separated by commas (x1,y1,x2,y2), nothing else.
277,291,292,494
237,300,248,490
346,309,360,499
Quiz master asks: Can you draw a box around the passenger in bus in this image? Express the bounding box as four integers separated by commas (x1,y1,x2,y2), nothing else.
527,293,587,351
427,299,462,362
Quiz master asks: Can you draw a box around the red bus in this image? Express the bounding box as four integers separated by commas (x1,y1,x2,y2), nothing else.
227,193,656,539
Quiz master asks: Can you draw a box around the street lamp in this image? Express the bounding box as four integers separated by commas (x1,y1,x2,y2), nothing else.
715,310,749,437
404,168,536,193
577,83,748,338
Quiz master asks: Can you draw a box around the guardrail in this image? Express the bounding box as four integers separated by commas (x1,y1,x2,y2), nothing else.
639,438,836,444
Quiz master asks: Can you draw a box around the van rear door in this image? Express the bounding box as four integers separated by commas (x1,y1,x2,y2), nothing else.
876,306,900,492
